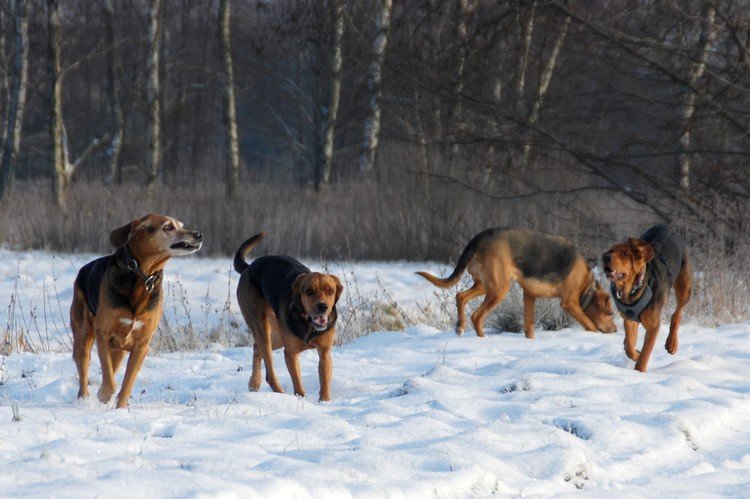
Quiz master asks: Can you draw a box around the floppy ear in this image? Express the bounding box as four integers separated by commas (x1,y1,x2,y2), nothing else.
109,220,136,248
330,275,344,302
292,274,308,295
628,237,655,262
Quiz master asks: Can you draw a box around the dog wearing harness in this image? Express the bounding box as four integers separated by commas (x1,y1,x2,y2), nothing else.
70,214,203,408
603,224,692,372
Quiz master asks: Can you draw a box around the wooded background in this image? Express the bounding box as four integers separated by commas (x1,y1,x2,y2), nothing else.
0,0,747,264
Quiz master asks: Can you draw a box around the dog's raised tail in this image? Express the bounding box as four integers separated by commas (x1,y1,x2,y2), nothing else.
416,235,480,288
233,232,266,274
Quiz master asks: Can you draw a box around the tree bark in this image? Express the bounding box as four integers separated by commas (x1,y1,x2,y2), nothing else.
358,0,393,176
103,0,124,185
0,0,30,198
317,0,345,190
520,14,570,169
146,0,163,194
448,0,471,156
678,4,716,193
47,0,68,208
219,0,240,197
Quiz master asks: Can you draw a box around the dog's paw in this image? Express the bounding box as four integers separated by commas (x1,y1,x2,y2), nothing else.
665,334,678,355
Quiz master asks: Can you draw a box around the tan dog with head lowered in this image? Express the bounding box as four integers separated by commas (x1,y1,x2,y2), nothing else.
70,214,203,408
417,227,616,338
234,233,343,401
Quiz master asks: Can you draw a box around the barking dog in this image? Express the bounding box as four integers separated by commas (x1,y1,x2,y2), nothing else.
602,224,692,372
234,233,343,401
417,227,616,338
70,214,203,408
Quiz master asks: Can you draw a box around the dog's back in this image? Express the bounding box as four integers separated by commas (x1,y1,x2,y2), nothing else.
244,255,310,316
74,255,112,315
640,225,684,288
502,228,579,284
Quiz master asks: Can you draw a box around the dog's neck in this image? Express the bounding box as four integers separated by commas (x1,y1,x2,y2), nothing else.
578,272,598,310
120,245,166,294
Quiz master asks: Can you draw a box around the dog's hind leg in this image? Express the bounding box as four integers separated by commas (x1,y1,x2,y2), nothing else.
666,257,692,355
455,281,484,336
257,314,285,394
248,343,263,392
71,293,94,399
470,270,510,337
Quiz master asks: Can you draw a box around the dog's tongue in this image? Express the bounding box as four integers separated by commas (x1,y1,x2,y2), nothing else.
312,315,328,327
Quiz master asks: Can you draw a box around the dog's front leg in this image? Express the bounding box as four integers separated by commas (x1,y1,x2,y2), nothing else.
284,349,306,397
95,333,117,404
561,299,597,332
116,344,149,408
522,291,536,339
623,319,640,362
634,320,660,373
317,345,332,402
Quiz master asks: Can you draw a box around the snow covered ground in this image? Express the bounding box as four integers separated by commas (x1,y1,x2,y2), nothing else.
1,250,749,497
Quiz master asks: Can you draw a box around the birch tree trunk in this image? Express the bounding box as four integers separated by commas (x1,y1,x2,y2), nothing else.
316,0,344,190
0,0,30,198
448,0,470,156
103,0,124,185
678,4,716,193
48,0,68,207
520,14,570,169
219,0,240,197
146,0,163,194
358,0,392,176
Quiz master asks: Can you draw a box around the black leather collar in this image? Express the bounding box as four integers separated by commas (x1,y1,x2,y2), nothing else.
121,245,162,293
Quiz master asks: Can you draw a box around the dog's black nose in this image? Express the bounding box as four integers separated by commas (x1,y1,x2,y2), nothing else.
192,231,203,240
603,253,611,264
316,302,328,313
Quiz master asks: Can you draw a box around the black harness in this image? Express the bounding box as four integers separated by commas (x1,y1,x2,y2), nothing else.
612,277,654,322
611,255,671,323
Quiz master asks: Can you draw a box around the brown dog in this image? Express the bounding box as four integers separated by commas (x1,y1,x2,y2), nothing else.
602,224,692,372
233,233,343,401
417,227,616,338
70,214,203,408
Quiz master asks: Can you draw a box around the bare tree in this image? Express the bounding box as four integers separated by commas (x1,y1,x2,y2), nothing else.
316,0,345,190
48,0,113,207
448,0,471,156
145,0,163,194
520,13,570,168
358,0,393,176
103,0,124,185
219,0,240,197
677,3,716,193
0,0,30,198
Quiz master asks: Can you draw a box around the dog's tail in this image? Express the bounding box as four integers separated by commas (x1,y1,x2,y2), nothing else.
416,233,482,288
233,232,265,274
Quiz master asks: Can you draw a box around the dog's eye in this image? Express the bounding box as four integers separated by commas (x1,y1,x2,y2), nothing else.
163,224,175,231
305,289,314,296
327,289,334,295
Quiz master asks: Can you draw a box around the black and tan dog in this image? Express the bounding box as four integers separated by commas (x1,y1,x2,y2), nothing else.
70,214,203,408
602,224,692,372
417,227,616,338
233,233,343,401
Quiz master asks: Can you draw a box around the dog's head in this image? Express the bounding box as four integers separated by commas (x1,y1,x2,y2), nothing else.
602,237,654,296
110,213,203,257
583,283,617,333
292,272,344,332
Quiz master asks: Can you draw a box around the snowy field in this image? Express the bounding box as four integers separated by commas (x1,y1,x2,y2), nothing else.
1,249,749,497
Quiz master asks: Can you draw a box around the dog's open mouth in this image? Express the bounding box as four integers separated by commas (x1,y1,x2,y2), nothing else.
310,314,329,330
171,241,202,252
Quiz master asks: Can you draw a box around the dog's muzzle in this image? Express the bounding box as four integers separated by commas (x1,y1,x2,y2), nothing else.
171,231,203,253
310,314,329,331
